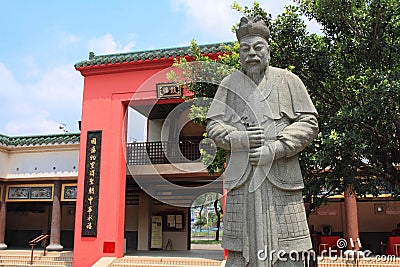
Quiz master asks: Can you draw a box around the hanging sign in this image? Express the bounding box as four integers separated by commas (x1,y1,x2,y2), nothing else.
156,83,182,98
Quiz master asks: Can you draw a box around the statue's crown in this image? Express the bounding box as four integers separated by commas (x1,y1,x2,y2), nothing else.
236,16,270,42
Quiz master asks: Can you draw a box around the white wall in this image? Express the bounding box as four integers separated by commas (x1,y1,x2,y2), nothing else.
0,149,9,178
7,147,79,179
147,119,164,142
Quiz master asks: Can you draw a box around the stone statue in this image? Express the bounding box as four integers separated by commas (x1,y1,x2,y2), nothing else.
206,16,319,267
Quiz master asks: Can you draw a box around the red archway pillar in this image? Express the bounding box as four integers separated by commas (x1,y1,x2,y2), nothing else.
73,94,127,267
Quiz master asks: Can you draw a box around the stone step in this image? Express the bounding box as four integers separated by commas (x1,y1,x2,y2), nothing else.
112,264,219,267
0,251,73,257
0,264,69,267
0,258,72,265
0,251,73,267
0,255,72,260
318,264,399,267
111,256,222,267
317,258,400,267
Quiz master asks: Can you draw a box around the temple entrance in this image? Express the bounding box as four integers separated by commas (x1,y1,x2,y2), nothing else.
73,43,226,266
5,201,76,249
124,176,223,252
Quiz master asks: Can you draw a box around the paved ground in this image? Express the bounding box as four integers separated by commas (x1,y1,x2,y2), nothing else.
125,244,224,261
190,244,224,250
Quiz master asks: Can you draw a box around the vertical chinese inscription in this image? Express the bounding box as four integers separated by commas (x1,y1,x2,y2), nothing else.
81,131,102,237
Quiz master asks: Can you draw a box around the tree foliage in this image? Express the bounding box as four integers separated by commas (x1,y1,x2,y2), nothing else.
172,1,400,214
167,40,236,175
294,0,400,200
192,193,223,239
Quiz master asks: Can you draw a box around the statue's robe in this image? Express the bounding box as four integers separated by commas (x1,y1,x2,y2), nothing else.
207,66,318,266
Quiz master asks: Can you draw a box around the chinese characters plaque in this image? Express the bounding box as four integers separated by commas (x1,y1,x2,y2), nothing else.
81,131,102,237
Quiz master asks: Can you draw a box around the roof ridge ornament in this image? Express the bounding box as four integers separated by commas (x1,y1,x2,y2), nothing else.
89,51,95,60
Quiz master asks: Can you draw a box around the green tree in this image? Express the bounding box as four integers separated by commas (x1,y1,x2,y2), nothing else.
191,193,222,239
173,1,400,217
194,213,207,230
294,0,400,198
213,198,223,241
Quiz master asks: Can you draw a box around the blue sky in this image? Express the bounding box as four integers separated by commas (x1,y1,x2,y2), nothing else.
0,0,320,140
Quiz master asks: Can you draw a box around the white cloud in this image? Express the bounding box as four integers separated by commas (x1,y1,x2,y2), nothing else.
30,64,82,106
5,110,61,135
0,63,22,96
170,0,240,40
88,33,136,54
23,56,40,78
58,32,80,49
0,61,83,136
170,0,321,39
0,32,139,136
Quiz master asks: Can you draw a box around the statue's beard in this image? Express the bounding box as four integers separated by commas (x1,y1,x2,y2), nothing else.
243,62,268,85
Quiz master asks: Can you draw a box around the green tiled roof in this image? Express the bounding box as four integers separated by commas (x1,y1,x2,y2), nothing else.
75,42,233,68
0,133,80,147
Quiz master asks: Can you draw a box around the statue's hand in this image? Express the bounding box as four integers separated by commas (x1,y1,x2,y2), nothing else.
246,126,265,149
249,145,273,166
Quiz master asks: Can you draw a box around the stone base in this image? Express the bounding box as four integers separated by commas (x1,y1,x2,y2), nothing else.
46,244,64,251
0,243,7,250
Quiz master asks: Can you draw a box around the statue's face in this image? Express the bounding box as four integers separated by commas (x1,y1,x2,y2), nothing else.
239,35,270,75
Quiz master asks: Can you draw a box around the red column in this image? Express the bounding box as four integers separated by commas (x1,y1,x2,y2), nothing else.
0,185,7,249
222,184,228,260
344,185,360,250
73,95,127,267
47,181,63,251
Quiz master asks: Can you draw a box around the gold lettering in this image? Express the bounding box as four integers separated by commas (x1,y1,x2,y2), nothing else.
88,196,93,205
90,138,97,145
88,187,95,194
